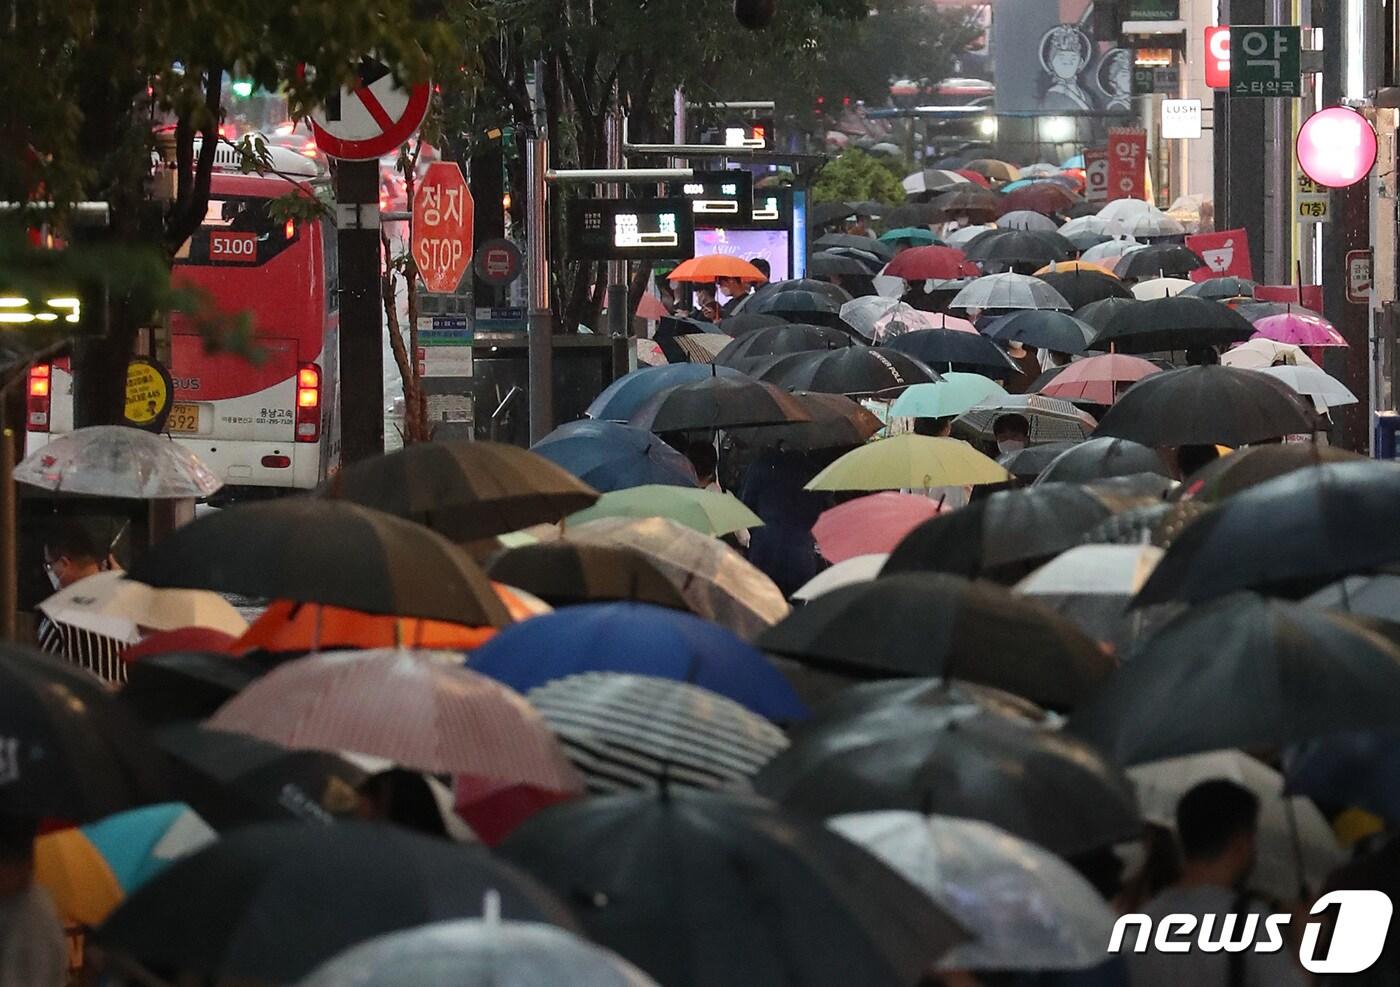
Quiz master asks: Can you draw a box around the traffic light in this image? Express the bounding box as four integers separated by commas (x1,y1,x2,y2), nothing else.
735,0,777,29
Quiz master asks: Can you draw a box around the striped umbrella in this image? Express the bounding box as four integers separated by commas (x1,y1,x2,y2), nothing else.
528,673,788,794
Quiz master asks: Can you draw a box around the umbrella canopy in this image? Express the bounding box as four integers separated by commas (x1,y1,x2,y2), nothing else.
998,441,1078,480
1035,270,1133,310
719,312,789,336
942,223,996,246
1040,353,1162,404
902,168,972,195
812,234,897,262
1015,543,1166,627
726,391,883,451
931,187,1004,220
120,651,260,727
1081,238,1146,267
627,375,813,432
1002,182,1080,216
1097,198,1155,221
808,251,876,278
487,542,691,612
1035,259,1118,277
885,328,1019,375
531,419,698,492
1284,729,1400,828
812,492,946,563
587,364,746,421
792,553,888,602
755,705,1139,856
129,499,511,627
1130,276,1196,300
883,245,980,281
1252,311,1348,347
467,602,806,721
232,599,509,655
805,435,1010,492
839,296,907,339
1073,296,1143,333
981,310,1095,354
756,347,940,396
962,231,1076,271
1093,365,1317,447
1057,215,1109,238
1181,276,1257,300
883,202,948,228
888,374,1009,418
1035,436,1168,484
1068,594,1400,765
715,322,858,364
1220,337,1317,370
499,789,966,987
830,812,1116,972
948,272,1071,312
965,159,1020,182
96,821,576,984
1174,442,1366,503
1062,230,1113,251
1087,295,1255,353
1307,571,1400,623
958,394,1099,444
810,202,859,227
527,672,788,794
879,227,940,246
667,255,768,284
38,571,247,644
1114,242,1205,280
759,572,1113,707
866,305,978,342
1103,210,1186,239
298,919,657,987
12,425,222,498
1257,364,1358,411
744,287,851,326
321,440,599,543
996,209,1059,232
565,485,761,538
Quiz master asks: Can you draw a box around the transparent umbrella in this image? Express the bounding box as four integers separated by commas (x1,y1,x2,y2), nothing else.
14,425,221,498
949,273,1071,312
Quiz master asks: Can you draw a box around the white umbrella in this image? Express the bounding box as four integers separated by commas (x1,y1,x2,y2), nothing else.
840,295,903,339
830,812,1116,971
1105,210,1186,239
872,274,906,298
1255,364,1358,412
943,224,996,247
1058,215,1110,238
949,273,1071,312
1131,277,1196,300
1080,238,1146,266
1220,338,1318,370
14,425,222,498
791,553,888,602
1020,163,1062,178
38,570,249,644
996,210,1058,232
1097,198,1155,222
1129,750,1346,902
1015,544,1168,651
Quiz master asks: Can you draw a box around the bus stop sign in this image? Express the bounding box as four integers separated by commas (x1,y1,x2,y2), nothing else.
413,162,475,294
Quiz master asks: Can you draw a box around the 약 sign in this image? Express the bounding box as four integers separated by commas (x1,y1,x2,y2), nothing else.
1229,25,1302,98
1106,128,1148,201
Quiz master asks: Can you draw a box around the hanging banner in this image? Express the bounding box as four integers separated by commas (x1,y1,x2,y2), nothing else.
1106,127,1148,201
1186,228,1254,281
1084,147,1110,202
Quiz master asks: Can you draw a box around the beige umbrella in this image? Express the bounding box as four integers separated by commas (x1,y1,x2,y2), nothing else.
39,570,248,644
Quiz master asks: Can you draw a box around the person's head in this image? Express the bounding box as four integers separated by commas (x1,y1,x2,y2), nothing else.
1175,442,1220,480
685,439,718,484
748,257,771,280
992,413,1031,454
695,284,716,305
356,769,448,838
1042,25,1091,82
1048,350,1072,367
43,520,103,589
913,416,953,437
715,275,749,299
1176,779,1260,886
1185,345,1219,366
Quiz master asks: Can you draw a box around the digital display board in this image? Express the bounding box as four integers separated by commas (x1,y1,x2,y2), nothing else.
566,197,695,260
667,170,754,224
693,228,791,287
698,117,774,149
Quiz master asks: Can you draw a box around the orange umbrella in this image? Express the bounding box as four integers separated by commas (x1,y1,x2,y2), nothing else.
1035,259,1119,277
667,255,768,284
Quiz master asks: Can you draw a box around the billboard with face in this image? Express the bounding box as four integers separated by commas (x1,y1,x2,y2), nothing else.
993,0,1132,115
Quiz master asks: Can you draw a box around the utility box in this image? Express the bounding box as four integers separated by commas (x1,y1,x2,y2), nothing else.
1375,411,1400,459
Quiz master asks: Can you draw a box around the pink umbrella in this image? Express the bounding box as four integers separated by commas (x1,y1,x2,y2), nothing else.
873,308,978,340
1040,354,1162,405
812,492,948,563
1251,312,1348,347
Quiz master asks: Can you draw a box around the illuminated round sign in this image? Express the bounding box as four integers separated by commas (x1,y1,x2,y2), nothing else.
1296,106,1378,188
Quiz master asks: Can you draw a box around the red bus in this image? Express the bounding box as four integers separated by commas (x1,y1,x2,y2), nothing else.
28,141,340,496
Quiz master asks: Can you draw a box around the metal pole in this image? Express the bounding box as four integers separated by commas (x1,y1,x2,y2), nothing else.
334,159,384,464
546,168,694,182
1261,0,1293,285
673,90,687,146
526,138,553,444
0,424,14,641
604,102,626,293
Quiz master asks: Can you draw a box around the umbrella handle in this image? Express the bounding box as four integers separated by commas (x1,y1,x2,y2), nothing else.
1284,796,1308,901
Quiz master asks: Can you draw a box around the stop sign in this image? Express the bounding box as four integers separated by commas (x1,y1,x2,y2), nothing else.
412,161,474,293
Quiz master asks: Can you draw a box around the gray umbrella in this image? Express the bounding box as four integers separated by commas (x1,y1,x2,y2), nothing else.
949,273,1072,312
996,210,1059,232
1035,437,1169,485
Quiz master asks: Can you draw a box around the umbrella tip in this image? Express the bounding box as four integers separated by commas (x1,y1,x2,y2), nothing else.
482,889,502,926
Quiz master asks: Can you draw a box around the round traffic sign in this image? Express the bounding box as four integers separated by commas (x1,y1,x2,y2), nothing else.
474,238,524,286
309,59,430,161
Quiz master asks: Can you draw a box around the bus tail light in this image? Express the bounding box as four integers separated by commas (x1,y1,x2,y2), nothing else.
260,454,291,469
27,363,51,431
296,363,320,443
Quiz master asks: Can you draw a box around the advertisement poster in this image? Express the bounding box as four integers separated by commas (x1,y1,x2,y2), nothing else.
1186,228,1255,281
1106,127,1148,201
992,0,1133,115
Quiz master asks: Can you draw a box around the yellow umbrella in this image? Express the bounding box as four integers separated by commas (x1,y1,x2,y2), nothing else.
1034,259,1119,278
805,435,1010,492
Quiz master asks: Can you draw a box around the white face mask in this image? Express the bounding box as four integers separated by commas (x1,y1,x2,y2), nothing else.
997,439,1027,455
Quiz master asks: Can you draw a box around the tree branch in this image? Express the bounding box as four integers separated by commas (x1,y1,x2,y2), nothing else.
165,64,224,254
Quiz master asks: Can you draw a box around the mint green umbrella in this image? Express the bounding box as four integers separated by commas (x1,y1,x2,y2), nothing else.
889,374,1010,419
879,227,941,247
565,485,763,538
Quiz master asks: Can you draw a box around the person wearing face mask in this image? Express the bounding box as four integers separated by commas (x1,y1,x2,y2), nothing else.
35,521,127,683
993,414,1031,457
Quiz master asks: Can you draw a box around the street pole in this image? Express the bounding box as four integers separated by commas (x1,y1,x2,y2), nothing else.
1261,0,1294,285
334,159,384,464
525,138,553,445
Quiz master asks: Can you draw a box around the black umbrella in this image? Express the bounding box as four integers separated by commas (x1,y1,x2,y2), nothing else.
121,651,263,727
882,202,944,227
747,278,852,307
322,440,599,542
1081,499,1212,549
743,287,852,330
1232,300,1318,323
981,310,1096,353
0,645,168,821
1086,295,1255,353
801,677,1050,728
1179,276,1257,300
486,542,691,612
813,233,896,262
809,202,858,228
653,315,723,363
1171,443,1366,502
884,328,1021,375
726,391,883,450
1067,594,1400,766
712,323,855,367
1307,571,1400,623
128,499,512,627
498,789,966,987
962,230,1076,270
820,245,887,273
719,312,789,336
1073,296,1142,331
1061,201,1101,220
1114,243,1206,280
1064,230,1113,251
930,187,1003,219
808,251,877,278
1035,436,1168,484
756,347,941,396
754,705,1140,856
627,374,813,431
1037,270,1133,309
1135,461,1400,605
1093,365,1317,447
96,821,576,984
998,440,1079,479
758,572,1114,708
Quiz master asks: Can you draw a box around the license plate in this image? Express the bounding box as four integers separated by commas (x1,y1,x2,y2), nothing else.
166,403,202,433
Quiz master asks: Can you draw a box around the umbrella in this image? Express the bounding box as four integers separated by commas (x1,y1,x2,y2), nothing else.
1104,210,1186,239
888,374,1009,418
527,672,788,794
867,304,978,342
1233,299,1318,323
1087,296,1255,353
0,644,168,820
756,347,940,396
1036,436,1168,484
1181,276,1257,300
1174,444,1367,504
755,705,1139,856
298,919,657,987
1057,215,1109,238
792,554,887,602
1256,364,1358,411
12,425,222,498
799,677,1050,729
981,310,1095,353
96,821,576,984
231,598,512,655
1284,730,1400,828
996,209,1059,232
998,441,1078,480
1034,260,1118,277
726,391,883,451
810,202,859,227
35,802,217,927
962,231,1077,271
965,159,1020,182
487,542,691,613
587,364,747,421
1014,544,1170,653
564,485,762,538
627,374,812,432
840,296,908,339
879,227,940,247
467,602,806,721
37,571,247,644
942,223,996,246
948,272,1071,311
1114,243,1205,280
1068,594,1400,764
120,651,261,727
565,517,790,638
812,492,946,563
1130,276,1196,300
813,234,897,262
760,572,1113,707
1080,499,1210,549
958,394,1099,444
808,251,877,278
499,789,966,987
883,245,980,281
128,499,511,627
1220,338,1317,370
714,323,856,365
748,277,852,307
931,187,1004,220
883,202,947,227
1093,366,1317,448
830,812,1116,972
651,316,724,364
902,168,972,195
1073,296,1142,331
885,330,1018,376
1252,311,1348,347
1097,198,1154,221
1040,353,1163,404
1002,182,1081,216
804,435,1009,492
667,255,768,284
531,419,698,492
1080,238,1146,267
719,312,788,336
1307,571,1400,623
1035,270,1133,310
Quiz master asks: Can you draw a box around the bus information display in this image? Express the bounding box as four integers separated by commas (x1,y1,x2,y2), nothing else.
566,198,695,260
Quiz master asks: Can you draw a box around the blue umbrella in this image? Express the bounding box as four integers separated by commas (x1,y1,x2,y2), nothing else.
1061,154,1084,169
532,420,698,492
586,365,745,422
1285,731,1400,824
467,602,808,721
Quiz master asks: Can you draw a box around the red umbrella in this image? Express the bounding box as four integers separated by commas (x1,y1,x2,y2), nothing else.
1040,354,1162,405
812,492,949,563
954,169,993,188
122,627,239,662
1002,182,1081,216
883,245,981,281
